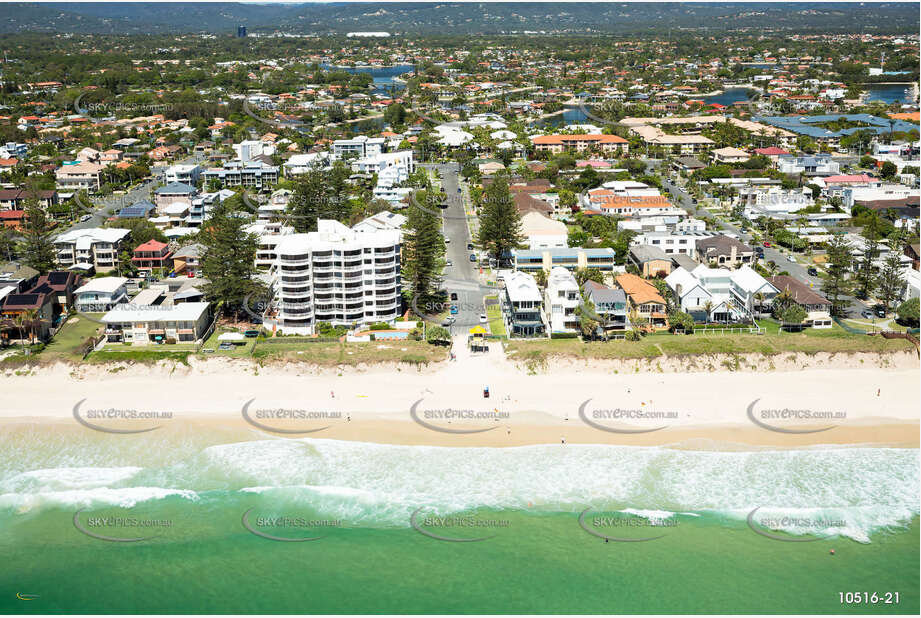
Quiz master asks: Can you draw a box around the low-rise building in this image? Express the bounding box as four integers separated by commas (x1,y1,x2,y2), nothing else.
582,280,630,338
132,240,173,272
54,228,131,271
696,235,755,268
614,273,668,329
502,270,544,337
512,247,617,273
543,266,580,334
629,245,673,278
520,212,568,250
530,133,629,155
74,277,128,312
768,275,833,328
102,301,211,344
55,162,104,191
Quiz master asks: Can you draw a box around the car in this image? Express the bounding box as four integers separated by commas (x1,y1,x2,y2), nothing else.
218,342,234,351
450,305,458,315
875,306,886,318
479,314,488,324
763,241,771,247
860,310,873,319
457,187,462,193
441,316,456,327
450,292,458,301
467,243,474,250
79,214,92,222
444,237,450,243
469,253,477,262
445,259,453,267
807,267,818,276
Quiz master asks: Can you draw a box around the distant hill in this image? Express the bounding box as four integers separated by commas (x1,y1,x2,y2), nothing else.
0,2,918,35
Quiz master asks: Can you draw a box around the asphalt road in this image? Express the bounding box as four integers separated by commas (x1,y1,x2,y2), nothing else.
65,153,206,233
662,177,866,317
423,162,492,333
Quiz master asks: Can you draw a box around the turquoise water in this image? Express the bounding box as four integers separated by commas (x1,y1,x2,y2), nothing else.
1,424,918,613
865,84,916,104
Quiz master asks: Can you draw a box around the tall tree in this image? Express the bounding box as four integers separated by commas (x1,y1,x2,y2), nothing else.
876,255,906,312
200,201,262,318
403,188,444,309
823,234,853,316
17,202,57,275
476,174,523,264
855,215,882,299
287,166,343,233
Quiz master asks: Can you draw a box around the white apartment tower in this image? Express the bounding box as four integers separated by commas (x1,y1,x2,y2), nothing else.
271,220,402,334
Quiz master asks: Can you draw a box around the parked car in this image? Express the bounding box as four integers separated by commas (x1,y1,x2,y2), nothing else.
444,237,450,243
467,243,474,250
441,316,456,326
450,292,458,301
807,267,818,276
479,314,488,324
79,214,92,222
469,253,477,262
450,305,458,315
875,306,887,318
860,310,873,319
218,342,234,351
445,259,452,267
763,241,771,247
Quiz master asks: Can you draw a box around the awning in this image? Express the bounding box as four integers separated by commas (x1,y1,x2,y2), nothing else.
468,325,487,335
218,332,246,341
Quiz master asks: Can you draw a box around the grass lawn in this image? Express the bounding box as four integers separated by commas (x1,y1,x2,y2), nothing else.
86,349,193,365
39,314,106,362
485,296,506,337
505,326,914,363
250,339,448,366
199,330,258,358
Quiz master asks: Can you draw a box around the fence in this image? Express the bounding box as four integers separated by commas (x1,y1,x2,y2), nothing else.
674,326,765,335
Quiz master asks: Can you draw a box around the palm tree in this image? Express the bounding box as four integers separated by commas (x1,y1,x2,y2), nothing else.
766,260,779,276
702,300,714,324
754,292,766,317
22,308,41,345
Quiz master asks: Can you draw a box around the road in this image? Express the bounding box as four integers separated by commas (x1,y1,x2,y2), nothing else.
65,152,206,233
662,176,866,317
423,162,493,334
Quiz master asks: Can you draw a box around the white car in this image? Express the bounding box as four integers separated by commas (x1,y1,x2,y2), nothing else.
80,214,92,222
479,314,488,323
444,237,450,243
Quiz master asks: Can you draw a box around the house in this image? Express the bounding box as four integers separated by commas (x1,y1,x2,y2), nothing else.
696,235,755,268
711,147,750,164
776,154,840,176
672,156,707,173
582,280,630,338
0,291,55,341
632,230,714,258
202,160,279,189
0,263,40,292
55,162,104,192
102,301,211,345
520,212,568,250
629,245,673,278
0,188,59,211
54,228,130,271
543,267,580,334
768,275,833,328
171,243,204,277
665,264,778,322
73,277,128,312
530,133,629,155
614,273,668,329
132,240,173,272
26,271,79,315
512,247,616,272
502,270,544,337
164,164,202,185
154,182,197,211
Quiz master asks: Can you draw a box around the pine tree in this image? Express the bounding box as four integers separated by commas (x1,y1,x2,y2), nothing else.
403,188,444,308
200,201,263,318
854,216,882,300
476,174,523,264
18,201,58,275
876,255,906,312
287,167,327,232
822,234,853,316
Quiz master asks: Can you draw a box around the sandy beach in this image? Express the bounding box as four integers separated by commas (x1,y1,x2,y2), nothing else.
3,346,918,448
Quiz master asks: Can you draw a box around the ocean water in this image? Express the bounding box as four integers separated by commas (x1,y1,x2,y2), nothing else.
0,425,918,614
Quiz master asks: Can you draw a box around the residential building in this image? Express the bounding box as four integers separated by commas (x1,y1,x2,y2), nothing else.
502,270,544,337
74,277,128,312
0,188,59,211
55,161,104,191
202,160,279,189
711,146,750,164
27,271,79,315
332,136,385,159
768,275,833,328
54,228,130,271
776,154,840,176
270,220,401,335
665,264,777,322
520,212,568,250
614,273,668,329
352,211,408,234
102,302,211,344
132,240,174,272
530,133,629,155
0,291,55,341
629,245,673,278
512,247,616,273
543,267,580,334
631,230,714,258
696,235,755,268
0,263,40,292
154,182,197,211
164,164,202,185
582,280,630,338
171,243,204,277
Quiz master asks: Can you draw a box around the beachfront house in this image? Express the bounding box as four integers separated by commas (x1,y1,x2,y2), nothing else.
614,273,668,329
768,275,833,328
543,267,580,335
665,264,778,322
502,270,545,337
582,280,630,339
74,277,128,313
101,301,211,344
